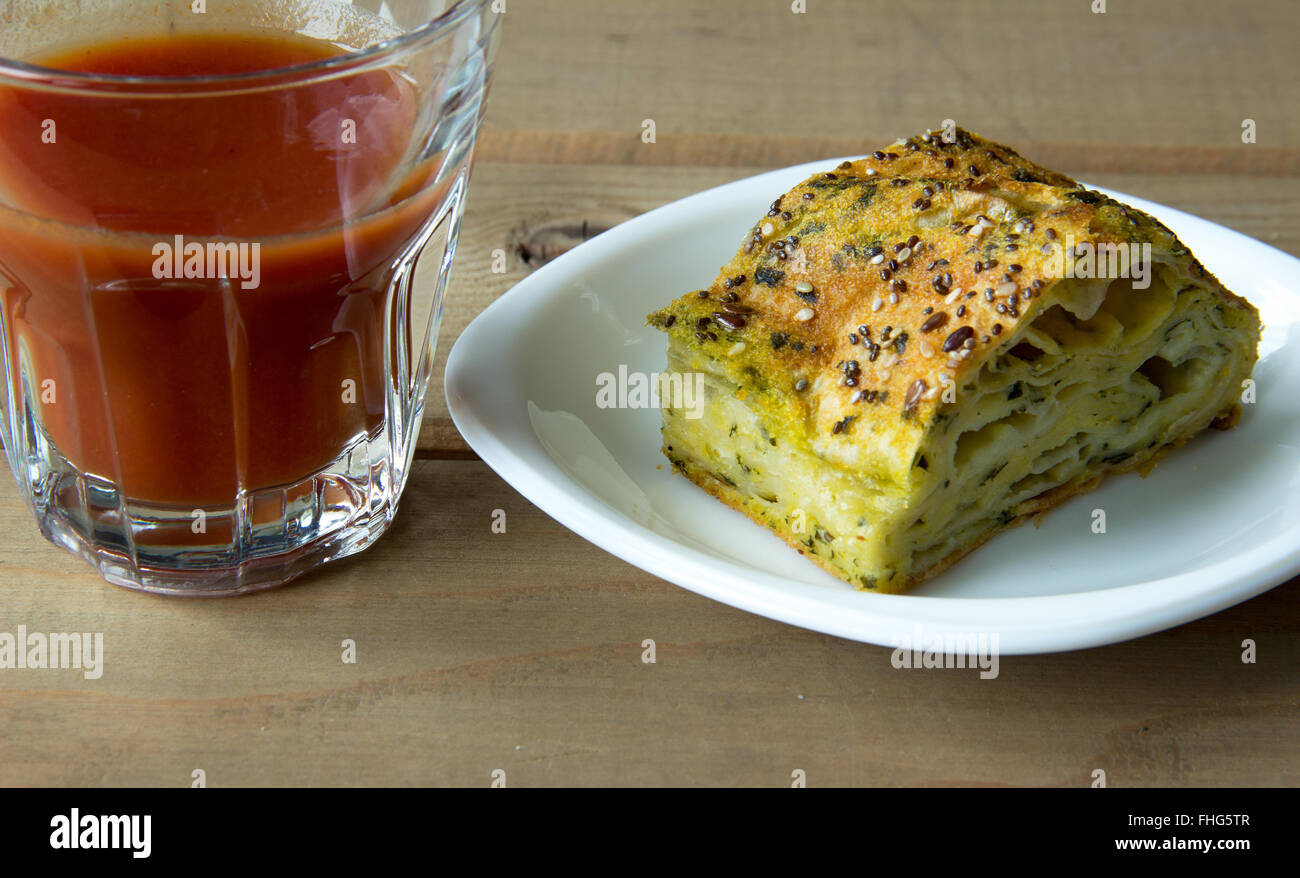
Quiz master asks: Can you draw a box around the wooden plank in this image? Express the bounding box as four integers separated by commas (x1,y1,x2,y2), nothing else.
0,459,1294,786
475,131,1300,176
3,0,1298,790
484,0,1300,151
421,163,1300,456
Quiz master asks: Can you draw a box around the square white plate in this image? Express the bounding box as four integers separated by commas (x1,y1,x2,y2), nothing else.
445,158,1299,654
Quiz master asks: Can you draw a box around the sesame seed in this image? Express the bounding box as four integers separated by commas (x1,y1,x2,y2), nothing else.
866,168,877,176
794,307,815,322
795,281,814,293
996,281,1018,297
962,338,976,350
920,312,948,333
904,379,926,410
991,324,1002,335
839,160,852,169
871,297,884,312
880,369,892,381
870,253,886,265
968,225,985,238
795,378,809,391
944,289,962,305
920,339,935,357
942,326,974,353
760,222,774,236
728,342,746,356
1045,228,1057,240
897,247,912,261
888,292,900,304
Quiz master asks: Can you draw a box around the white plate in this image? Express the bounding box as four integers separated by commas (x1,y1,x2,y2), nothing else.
445,158,1299,654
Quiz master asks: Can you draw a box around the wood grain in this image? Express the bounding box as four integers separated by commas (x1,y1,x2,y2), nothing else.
1,0,1297,788
1,460,1295,787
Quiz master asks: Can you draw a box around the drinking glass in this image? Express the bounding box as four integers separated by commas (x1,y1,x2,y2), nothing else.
0,0,500,593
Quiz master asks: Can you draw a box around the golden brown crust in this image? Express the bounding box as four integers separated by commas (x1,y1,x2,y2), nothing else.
649,126,1262,594
648,127,1258,444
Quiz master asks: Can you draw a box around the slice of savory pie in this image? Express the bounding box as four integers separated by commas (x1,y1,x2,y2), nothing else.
647,127,1260,593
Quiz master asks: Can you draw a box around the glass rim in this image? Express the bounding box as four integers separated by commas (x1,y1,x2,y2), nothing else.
0,0,485,91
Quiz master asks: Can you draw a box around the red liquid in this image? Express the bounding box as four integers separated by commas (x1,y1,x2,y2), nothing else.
0,32,443,506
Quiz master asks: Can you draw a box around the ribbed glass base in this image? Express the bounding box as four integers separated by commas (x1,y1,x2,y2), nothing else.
26,423,400,595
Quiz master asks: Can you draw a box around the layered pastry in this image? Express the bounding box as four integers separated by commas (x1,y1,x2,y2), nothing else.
647,127,1260,593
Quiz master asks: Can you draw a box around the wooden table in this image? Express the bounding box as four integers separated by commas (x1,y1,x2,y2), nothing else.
2,0,1296,787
